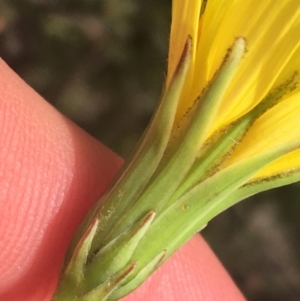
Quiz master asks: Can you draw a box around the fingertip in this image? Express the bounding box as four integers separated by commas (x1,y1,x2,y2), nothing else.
124,235,246,301
0,60,122,300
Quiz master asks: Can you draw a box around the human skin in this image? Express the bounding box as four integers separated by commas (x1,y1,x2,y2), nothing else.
0,59,246,301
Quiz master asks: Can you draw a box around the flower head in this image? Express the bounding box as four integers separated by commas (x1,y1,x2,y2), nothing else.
53,1,300,301
168,0,300,182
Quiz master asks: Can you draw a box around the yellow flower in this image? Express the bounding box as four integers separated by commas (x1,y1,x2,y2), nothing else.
168,0,300,181
53,2,300,301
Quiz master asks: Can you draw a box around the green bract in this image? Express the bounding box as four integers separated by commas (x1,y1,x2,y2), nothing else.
52,36,300,301
52,0,300,300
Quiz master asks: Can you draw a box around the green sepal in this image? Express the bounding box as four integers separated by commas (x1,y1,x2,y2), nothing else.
103,38,246,243
53,212,156,301
65,217,99,282
107,251,166,301
79,262,137,301
63,218,99,286
52,217,99,301
85,36,193,252
118,139,300,287
52,30,300,301
164,140,300,255
166,72,299,204
53,35,192,301
216,167,300,215
82,211,156,291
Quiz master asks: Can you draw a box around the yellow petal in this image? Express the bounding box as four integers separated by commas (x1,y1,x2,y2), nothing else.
173,0,300,137
225,84,300,166
168,0,300,180
167,0,202,86
253,149,300,180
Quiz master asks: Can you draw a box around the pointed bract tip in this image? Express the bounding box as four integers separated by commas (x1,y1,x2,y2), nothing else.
229,37,246,61
235,36,246,49
173,35,193,78
292,71,299,85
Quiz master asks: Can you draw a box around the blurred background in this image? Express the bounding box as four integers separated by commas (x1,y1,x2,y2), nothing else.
0,1,300,300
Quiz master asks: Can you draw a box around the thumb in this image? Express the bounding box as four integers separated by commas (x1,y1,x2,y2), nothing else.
0,59,122,300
